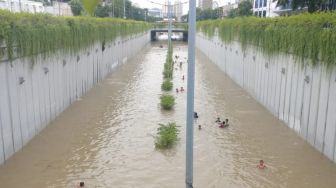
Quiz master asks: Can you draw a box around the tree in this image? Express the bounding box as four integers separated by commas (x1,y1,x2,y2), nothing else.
95,4,110,17
69,0,83,16
226,0,252,18
228,8,238,18
237,0,253,16
81,0,99,15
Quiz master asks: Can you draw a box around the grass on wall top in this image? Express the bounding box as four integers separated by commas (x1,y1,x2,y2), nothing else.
0,10,151,61
197,13,336,67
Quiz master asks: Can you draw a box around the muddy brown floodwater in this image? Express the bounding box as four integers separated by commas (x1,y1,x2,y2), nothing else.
0,42,336,188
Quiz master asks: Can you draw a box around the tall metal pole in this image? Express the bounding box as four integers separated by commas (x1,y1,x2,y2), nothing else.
123,0,126,19
186,0,196,187
168,0,172,45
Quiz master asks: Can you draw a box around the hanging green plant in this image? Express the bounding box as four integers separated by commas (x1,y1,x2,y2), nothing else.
197,13,336,67
0,10,151,62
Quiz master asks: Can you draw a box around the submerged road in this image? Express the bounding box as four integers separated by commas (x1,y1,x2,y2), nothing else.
0,42,336,188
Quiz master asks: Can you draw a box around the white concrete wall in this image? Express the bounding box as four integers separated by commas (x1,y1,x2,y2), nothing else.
0,32,150,164
197,33,336,163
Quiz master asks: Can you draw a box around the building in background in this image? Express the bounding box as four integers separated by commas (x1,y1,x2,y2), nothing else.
45,1,72,16
0,0,72,16
173,0,183,21
253,0,278,17
0,0,44,13
148,7,162,18
221,2,239,17
198,0,213,9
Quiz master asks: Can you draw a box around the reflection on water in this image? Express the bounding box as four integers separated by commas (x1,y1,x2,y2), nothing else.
0,42,336,188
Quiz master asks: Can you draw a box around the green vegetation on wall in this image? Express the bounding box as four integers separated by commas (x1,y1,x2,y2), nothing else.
0,10,151,61
197,13,336,67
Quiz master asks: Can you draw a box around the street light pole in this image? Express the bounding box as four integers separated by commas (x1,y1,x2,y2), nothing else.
186,0,196,187
123,0,126,19
168,0,172,45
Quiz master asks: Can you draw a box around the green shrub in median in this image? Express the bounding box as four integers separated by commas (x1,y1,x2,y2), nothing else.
161,79,173,91
162,43,174,79
160,94,175,110
155,122,179,149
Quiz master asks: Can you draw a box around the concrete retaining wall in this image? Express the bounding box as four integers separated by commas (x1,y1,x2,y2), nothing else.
0,32,150,164
197,33,336,163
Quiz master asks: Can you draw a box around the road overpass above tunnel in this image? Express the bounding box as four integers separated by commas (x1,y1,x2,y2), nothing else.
150,28,188,42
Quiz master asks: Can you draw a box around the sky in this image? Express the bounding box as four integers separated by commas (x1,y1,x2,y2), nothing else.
130,0,232,15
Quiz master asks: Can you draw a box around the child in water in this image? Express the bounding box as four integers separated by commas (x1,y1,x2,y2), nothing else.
180,87,184,92
257,160,266,169
78,182,85,187
176,88,179,93
198,125,202,130
215,117,221,123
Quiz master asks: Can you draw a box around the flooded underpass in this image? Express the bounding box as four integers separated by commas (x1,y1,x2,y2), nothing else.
0,42,336,188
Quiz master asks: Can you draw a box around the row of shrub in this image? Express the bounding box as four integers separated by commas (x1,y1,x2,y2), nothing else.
197,13,336,67
156,44,179,149
160,44,175,110
162,44,174,80
0,10,151,61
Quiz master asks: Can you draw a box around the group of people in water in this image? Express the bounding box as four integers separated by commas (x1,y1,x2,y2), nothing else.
194,112,266,170
216,117,229,128
194,112,230,130
176,86,185,93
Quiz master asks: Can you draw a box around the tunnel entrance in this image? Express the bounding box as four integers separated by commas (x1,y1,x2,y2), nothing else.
150,29,188,42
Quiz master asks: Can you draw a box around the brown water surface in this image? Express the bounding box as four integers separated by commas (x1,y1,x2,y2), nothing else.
0,42,336,188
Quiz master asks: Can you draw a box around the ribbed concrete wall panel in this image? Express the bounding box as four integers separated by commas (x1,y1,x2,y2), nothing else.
307,67,322,145
323,69,336,160
197,33,336,163
0,63,14,160
0,33,149,164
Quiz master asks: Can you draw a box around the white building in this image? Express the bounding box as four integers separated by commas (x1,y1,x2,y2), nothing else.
173,0,183,21
148,8,162,18
253,0,281,17
44,1,72,16
0,0,72,16
221,2,239,17
198,0,213,9
0,0,44,13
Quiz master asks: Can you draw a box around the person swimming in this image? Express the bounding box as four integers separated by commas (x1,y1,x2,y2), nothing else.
176,88,179,93
194,112,199,119
257,160,266,169
225,118,229,126
182,75,185,80
78,182,85,187
198,125,202,130
219,121,228,128
180,87,184,92
215,117,221,123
